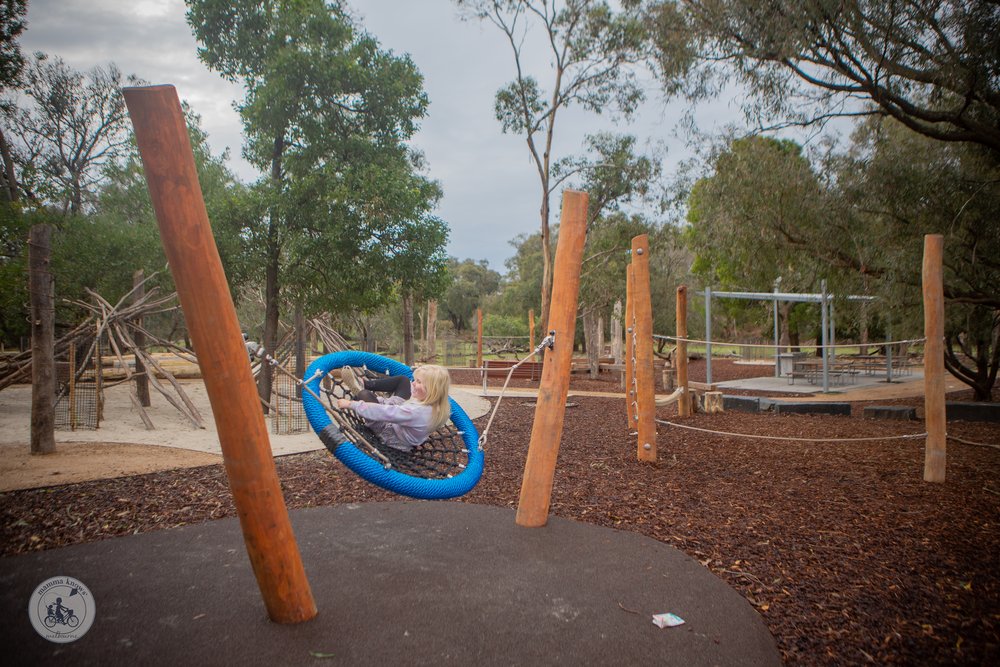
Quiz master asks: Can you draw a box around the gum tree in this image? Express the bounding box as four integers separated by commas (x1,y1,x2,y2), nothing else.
456,0,647,331
187,0,438,405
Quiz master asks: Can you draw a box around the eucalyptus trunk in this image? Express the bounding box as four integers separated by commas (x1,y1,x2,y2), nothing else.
257,134,285,414
402,291,415,366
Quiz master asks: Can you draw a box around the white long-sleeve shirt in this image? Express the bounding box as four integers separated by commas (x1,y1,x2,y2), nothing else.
349,396,434,451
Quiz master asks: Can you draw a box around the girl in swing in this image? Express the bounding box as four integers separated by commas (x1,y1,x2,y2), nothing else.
335,364,452,451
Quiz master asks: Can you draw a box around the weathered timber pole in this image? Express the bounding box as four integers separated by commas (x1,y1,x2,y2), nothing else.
123,85,316,623
922,234,946,483
476,308,483,370
427,299,438,362
133,269,151,407
631,235,656,462
676,285,690,417
516,190,588,528
30,223,56,454
528,308,535,359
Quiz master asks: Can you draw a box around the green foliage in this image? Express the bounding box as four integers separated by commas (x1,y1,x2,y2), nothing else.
1,53,141,213
685,135,831,293
493,232,545,318
0,0,26,90
483,313,527,336
458,0,650,326
580,211,652,314
649,0,1000,158
833,116,1000,397
0,200,32,343
186,0,444,331
439,258,501,331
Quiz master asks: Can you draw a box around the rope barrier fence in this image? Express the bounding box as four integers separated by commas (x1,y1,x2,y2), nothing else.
652,334,928,349
655,418,928,444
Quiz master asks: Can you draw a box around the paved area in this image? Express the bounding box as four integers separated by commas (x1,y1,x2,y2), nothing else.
716,371,966,402
2,502,781,666
0,383,491,458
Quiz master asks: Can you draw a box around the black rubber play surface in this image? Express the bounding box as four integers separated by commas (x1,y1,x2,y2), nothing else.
3,502,780,666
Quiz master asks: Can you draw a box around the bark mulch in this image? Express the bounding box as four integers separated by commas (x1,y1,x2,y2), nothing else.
2,360,998,665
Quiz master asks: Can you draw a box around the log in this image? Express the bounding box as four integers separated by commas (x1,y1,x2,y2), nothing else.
124,84,316,623
704,391,724,414
29,223,56,454
631,234,657,462
922,234,946,482
517,190,588,528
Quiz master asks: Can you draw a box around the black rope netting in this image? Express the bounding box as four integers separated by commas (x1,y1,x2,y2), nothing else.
322,371,471,480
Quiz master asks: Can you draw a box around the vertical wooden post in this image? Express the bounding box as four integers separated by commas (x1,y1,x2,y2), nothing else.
132,269,150,407
476,308,484,369
528,309,536,358
516,190,588,528
922,234,946,483
123,85,316,624
611,300,623,363
676,285,690,417
624,265,635,417
29,223,55,454
597,315,605,358
631,235,656,462
427,299,438,362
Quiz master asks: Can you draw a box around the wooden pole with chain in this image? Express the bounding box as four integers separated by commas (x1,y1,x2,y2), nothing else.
631,235,656,462
516,190,589,528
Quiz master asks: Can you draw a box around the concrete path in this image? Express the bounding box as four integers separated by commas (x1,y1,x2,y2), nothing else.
0,383,492,458
2,502,781,666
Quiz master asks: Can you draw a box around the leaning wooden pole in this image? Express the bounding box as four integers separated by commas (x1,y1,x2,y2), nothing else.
516,190,588,528
631,235,656,462
676,285,690,417
123,85,317,623
922,234,946,483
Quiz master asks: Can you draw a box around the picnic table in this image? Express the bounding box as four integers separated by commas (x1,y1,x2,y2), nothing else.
788,358,859,386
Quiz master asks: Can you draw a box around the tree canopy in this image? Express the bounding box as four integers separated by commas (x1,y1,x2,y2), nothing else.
1,53,142,214
186,0,447,401
646,0,1000,158
457,0,648,330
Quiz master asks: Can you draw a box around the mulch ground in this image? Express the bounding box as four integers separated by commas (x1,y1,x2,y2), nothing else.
2,359,999,665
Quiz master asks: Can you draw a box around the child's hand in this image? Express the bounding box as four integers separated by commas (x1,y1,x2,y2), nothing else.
337,398,352,410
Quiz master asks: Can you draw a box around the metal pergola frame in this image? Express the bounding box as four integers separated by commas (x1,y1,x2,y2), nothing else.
701,280,886,394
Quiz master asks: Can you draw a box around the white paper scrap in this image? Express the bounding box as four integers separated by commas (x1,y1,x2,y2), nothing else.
652,612,685,628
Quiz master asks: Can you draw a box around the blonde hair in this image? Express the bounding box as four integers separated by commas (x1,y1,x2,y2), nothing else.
413,365,451,432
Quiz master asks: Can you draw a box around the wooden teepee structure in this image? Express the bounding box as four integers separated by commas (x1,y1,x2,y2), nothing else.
0,278,204,430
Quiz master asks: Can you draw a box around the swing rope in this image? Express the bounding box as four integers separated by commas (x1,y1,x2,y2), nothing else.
476,331,556,448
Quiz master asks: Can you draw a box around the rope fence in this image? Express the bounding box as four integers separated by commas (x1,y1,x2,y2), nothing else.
655,418,928,444
652,334,928,349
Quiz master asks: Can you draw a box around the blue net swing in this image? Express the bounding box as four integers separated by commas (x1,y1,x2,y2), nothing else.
301,351,484,500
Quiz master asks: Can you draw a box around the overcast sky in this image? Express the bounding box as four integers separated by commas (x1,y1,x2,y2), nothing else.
21,0,739,270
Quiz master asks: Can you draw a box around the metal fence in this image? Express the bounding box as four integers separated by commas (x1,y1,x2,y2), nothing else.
54,336,103,431
271,359,308,435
